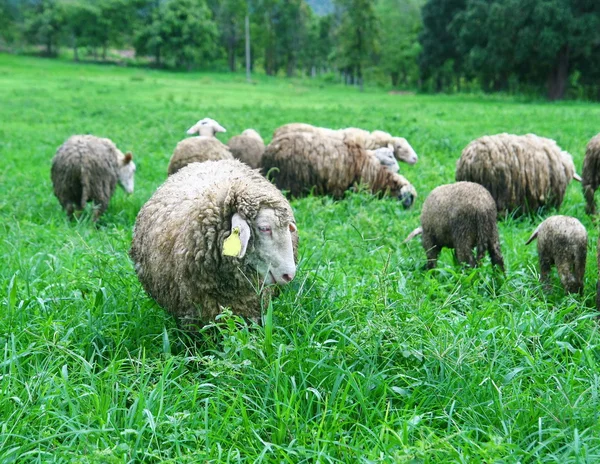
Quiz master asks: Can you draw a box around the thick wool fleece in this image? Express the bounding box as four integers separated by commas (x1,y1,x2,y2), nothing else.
417,181,504,270
456,133,576,215
130,159,298,330
582,134,600,215
167,136,233,175
227,133,265,169
51,135,124,219
262,131,416,204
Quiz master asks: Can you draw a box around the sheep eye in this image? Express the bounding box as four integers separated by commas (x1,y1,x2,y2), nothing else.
258,225,272,234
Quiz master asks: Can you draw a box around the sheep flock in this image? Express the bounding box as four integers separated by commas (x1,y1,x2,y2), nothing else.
49,116,600,333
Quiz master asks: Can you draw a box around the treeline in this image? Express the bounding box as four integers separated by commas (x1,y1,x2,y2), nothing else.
0,0,423,90
419,0,600,100
2,0,600,100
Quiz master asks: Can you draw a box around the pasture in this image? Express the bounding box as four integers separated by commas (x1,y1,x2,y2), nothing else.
2,54,600,462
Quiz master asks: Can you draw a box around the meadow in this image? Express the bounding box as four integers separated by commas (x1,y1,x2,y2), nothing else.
2,53,600,462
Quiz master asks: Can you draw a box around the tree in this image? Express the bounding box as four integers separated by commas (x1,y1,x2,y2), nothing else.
335,0,379,90
418,0,466,91
135,0,219,69
376,0,423,87
23,0,66,56
62,1,100,61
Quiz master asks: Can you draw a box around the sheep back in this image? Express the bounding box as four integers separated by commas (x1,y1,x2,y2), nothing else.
167,136,233,176
51,135,121,219
419,181,504,270
582,134,600,215
130,159,297,330
227,135,265,169
455,133,574,216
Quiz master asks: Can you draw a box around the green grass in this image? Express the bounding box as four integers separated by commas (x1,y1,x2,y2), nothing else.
2,53,600,462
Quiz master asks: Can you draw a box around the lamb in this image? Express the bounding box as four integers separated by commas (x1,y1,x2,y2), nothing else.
262,131,417,207
272,123,418,165
404,182,504,270
167,118,233,176
130,159,299,331
51,135,135,221
581,133,600,215
525,215,587,294
227,129,265,169
455,133,581,216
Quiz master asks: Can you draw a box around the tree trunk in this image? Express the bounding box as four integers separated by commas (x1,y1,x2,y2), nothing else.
547,45,569,101
358,65,363,92
102,45,107,61
391,71,399,87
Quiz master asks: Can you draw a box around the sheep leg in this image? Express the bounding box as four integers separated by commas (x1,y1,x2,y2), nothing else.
488,240,505,273
422,235,440,269
539,257,553,292
92,201,108,222
65,202,76,219
584,185,597,215
455,244,476,267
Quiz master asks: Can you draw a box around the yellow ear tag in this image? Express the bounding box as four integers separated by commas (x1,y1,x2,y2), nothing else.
223,227,242,257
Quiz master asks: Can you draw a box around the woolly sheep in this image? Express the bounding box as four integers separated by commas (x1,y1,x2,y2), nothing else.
51,135,135,221
167,118,233,176
262,131,417,207
455,133,581,216
525,215,587,294
227,129,266,169
581,133,600,215
130,159,299,331
272,123,418,165
404,182,504,270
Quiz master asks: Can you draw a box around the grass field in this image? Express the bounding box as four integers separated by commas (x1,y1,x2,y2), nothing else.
2,53,600,462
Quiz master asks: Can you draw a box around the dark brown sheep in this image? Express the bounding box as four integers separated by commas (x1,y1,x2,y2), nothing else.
404,182,504,270
582,134,600,215
526,215,587,294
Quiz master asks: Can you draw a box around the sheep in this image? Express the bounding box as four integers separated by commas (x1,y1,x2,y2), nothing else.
130,159,299,331
272,123,418,165
51,135,135,221
455,133,581,216
581,133,600,215
525,215,587,294
404,182,504,270
227,129,266,169
167,118,233,176
372,146,399,173
262,131,417,207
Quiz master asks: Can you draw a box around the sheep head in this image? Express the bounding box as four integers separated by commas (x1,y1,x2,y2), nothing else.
117,151,136,194
392,137,418,165
187,118,227,137
223,209,297,285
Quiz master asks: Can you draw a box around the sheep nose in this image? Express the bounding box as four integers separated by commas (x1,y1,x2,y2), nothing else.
281,272,295,283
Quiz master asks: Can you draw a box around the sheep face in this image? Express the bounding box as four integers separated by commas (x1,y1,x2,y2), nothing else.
373,147,399,173
399,184,416,208
393,138,418,165
187,118,227,137
243,208,297,285
117,152,136,194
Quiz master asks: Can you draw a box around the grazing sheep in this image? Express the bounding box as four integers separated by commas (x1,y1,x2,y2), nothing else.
596,242,600,309
372,146,399,173
167,118,233,176
272,123,418,165
130,159,299,331
51,135,135,221
227,129,266,169
404,182,504,270
525,215,587,294
582,133,600,215
262,131,417,207
186,118,227,137
455,133,580,216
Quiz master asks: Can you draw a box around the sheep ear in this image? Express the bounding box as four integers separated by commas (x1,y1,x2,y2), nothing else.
124,152,133,164
212,122,227,134
223,213,251,258
186,124,199,135
573,173,582,182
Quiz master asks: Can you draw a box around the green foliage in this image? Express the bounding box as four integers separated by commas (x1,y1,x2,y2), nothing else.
376,0,423,87
135,0,219,69
23,0,66,56
335,0,379,88
2,54,600,460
